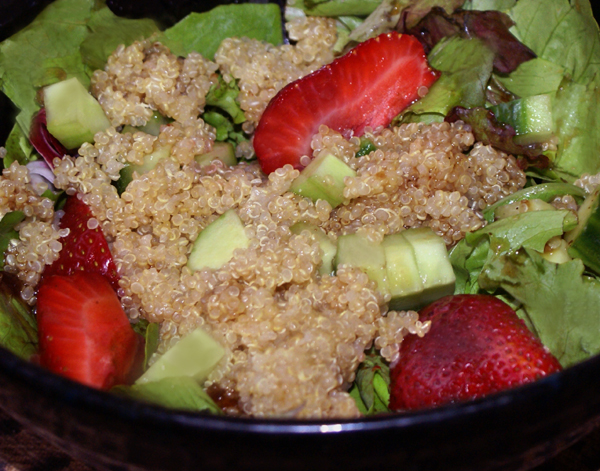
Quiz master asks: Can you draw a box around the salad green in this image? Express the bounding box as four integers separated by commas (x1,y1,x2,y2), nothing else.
1,0,600,415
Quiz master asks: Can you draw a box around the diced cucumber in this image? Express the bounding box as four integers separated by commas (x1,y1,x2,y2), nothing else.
135,326,225,385
289,152,356,208
187,210,250,272
401,227,456,306
195,142,237,167
121,111,171,137
382,233,424,311
335,233,389,295
43,77,110,150
116,145,172,194
489,94,554,145
565,187,600,274
290,222,337,276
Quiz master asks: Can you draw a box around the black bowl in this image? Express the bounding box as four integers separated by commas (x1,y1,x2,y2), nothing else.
2,2,600,471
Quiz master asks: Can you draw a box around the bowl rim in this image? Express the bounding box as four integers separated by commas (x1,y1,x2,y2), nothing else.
2,344,600,434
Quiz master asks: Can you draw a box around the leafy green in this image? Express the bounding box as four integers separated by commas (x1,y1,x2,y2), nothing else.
479,250,600,367
0,211,25,270
161,4,283,60
132,319,160,371
481,182,586,222
509,0,600,87
292,0,382,17
80,7,159,71
205,76,245,124
349,349,390,415
0,275,38,360
0,0,95,134
112,376,222,414
2,124,34,168
450,210,576,293
398,37,495,122
0,0,163,137
495,58,566,97
463,0,517,10
552,77,600,179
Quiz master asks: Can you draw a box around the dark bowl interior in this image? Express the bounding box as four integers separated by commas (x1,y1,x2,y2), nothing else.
2,2,600,470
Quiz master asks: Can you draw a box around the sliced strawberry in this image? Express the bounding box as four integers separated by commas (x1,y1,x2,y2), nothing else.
253,32,439,174
389,294,562,411
43,194,120,292
37,272,143,389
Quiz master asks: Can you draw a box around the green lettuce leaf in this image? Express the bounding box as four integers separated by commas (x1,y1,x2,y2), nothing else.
161,4,283,60
480,249,600,367
552,77,600,179
508,0,600,86
349,349,390,415
112,376,222,414
0,0,95,134
2,124,34,168
80,7,159,71
0,274,38,360
0,211,25,270
398,36,495,122
291,0,382,17
495,57,566,97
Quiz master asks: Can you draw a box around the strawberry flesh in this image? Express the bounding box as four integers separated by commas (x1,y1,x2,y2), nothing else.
389,294,562,411
37,272,143,390
43,195,120,292
253,32,439,174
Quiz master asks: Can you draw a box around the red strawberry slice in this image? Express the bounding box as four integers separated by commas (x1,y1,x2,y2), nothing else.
253,32,439,174
389,294,562,411
37,272,143,389
43,194,120,291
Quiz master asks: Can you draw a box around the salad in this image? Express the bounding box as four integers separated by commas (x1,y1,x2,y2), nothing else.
0,0,599,419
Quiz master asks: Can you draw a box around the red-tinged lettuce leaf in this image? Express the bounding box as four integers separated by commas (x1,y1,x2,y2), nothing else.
29,109,70,168
445,106,550,165
402,6,536,74
0,273,38,360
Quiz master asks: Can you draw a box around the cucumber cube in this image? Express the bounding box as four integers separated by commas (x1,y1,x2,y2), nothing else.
382,233,424,310
116,145,172,194
195,142,237,167
335,233,389,295
187,210,250,272
136,327,225,385
402,227,455,305
290,222,337,276
43,77,110,150
289,152,356,208
490,94,554,145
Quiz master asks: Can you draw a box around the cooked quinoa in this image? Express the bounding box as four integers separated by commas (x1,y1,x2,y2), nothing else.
0,13,535,418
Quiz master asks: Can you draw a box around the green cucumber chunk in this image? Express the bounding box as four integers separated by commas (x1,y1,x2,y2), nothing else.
289,152,356,208
382,233,424,311
290,222,337,276
44,77,111,150
335,233,389,295
565,187,600,274
401,227,456,306
121,111,171,137
187,209,250,272
195,142,237,167
116,145,172,194
489,94,554,145
135,326,225,385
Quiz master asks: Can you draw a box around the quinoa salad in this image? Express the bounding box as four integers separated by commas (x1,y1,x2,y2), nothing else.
1,0,600,419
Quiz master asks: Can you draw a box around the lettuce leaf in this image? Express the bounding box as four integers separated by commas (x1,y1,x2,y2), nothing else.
161,4,284,60
113,376,222,414
348,349,390,415
397,36,495,122
480,250,600,367
0,274,38,360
